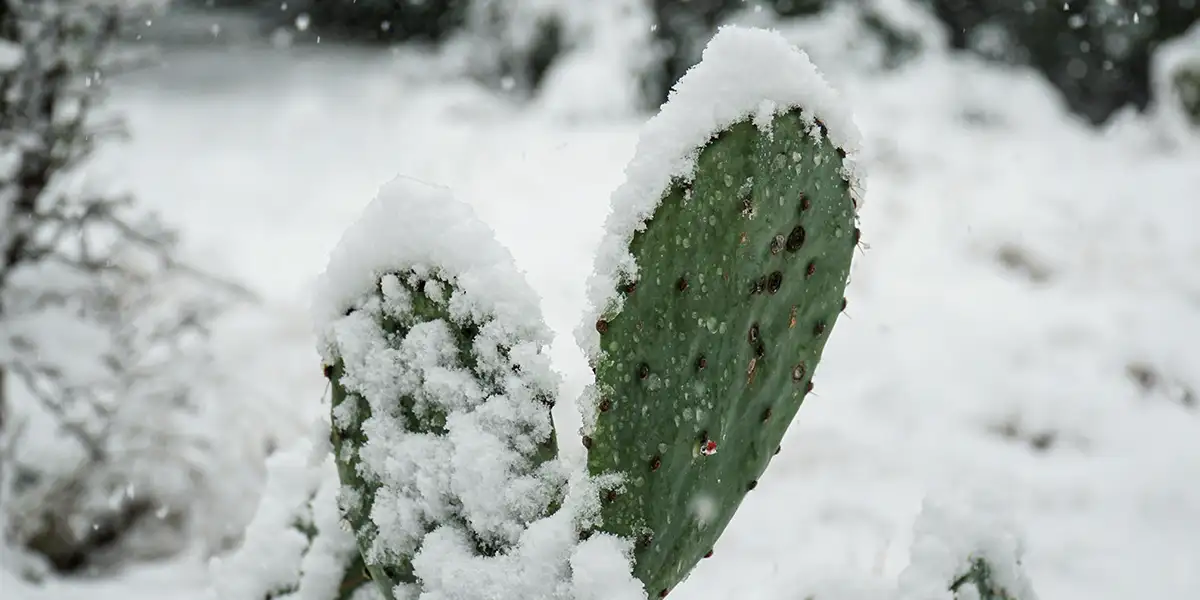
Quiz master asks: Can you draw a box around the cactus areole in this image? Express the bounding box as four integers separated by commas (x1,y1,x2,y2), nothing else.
576,27,864,597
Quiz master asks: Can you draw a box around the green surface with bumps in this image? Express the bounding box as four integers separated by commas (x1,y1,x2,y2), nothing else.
586,110,858,597
327,273,559,600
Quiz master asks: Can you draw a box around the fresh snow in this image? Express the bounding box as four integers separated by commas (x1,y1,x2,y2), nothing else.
575,26,864,365
8,13,1200,600
897,494,1039,600
207,423,364,600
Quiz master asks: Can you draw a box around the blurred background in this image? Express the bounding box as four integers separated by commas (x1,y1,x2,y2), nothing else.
1,1,1198,599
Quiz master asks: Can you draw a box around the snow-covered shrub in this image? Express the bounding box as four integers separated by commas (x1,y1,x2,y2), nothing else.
1150,20,1200,136
532,0,657,120
928,0,1200,125
0,0,249,579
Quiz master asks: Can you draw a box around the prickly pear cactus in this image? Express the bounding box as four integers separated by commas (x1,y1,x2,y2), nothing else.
578,28,863,597
316,179,564,600
325,271,560,598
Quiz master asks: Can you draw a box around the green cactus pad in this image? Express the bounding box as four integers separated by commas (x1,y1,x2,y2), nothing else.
326,272,560,600
585,110,858,596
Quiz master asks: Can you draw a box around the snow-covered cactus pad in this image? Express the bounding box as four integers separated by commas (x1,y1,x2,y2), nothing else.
314,179,647,600
576,26,864,597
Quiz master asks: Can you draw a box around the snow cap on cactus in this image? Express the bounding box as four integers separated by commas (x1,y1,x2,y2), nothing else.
576,24,865,363
311,176,553,363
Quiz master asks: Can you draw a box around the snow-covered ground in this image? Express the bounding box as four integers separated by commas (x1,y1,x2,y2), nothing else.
10,24,1200,600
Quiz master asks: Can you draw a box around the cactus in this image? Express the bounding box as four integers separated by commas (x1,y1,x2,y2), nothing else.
308,25,1051,600
316,179,569,600
578,70,860,600
315,26,867,600
324,270,562,598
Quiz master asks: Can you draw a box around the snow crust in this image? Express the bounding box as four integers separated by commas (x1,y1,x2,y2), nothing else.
315,179,643,600
575,25,865,361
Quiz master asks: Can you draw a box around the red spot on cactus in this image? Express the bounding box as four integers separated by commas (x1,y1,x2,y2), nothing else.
701,439,718,456
703,549,714,558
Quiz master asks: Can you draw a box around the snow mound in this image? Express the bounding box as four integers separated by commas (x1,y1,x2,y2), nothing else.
575,25,865,361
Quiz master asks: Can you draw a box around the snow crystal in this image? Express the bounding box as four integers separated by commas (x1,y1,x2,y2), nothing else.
315,178,644,599
575,25,865,361
896,494,1039,600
